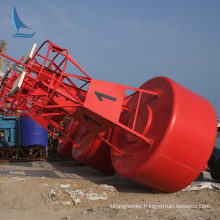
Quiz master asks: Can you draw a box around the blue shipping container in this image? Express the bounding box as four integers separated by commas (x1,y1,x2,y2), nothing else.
0,115,19,146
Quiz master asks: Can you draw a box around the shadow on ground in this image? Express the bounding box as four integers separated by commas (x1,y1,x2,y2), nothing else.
0,159,214,194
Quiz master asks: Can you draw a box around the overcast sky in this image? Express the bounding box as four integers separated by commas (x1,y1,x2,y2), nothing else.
1,0,220,117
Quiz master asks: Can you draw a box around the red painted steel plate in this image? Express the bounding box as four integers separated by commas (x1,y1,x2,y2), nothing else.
71,79,126,134
111,76,217,193
85,79,126,123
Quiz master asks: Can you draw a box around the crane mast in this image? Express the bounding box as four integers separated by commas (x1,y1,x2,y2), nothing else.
0,40,7,72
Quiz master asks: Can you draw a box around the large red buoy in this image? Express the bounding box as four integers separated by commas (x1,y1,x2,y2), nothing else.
111,77,217,193
0,42,217,193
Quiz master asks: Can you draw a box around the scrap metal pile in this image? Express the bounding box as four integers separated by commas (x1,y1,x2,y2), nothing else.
0,41,217,192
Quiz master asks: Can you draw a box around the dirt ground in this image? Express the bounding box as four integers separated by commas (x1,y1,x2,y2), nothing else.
0,160,219,220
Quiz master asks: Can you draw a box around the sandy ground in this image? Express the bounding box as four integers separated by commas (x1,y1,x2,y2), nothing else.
0,160,219,220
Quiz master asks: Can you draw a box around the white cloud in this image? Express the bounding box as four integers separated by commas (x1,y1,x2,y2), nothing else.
99,36,122,48
75,5,93,18
62,22,87,34
114,18,143,35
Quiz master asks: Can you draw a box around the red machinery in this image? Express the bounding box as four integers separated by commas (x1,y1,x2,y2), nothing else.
0,41,217,192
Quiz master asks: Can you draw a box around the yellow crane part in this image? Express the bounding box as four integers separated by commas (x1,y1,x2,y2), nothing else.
0,40,7,72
